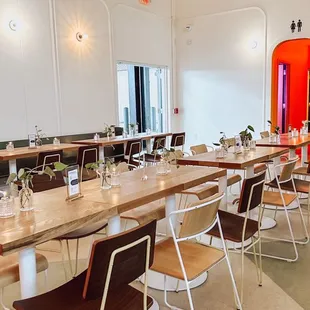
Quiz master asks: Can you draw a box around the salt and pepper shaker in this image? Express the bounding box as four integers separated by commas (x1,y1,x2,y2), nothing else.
53,137,60,146
94,133,100,141
6,142,14,151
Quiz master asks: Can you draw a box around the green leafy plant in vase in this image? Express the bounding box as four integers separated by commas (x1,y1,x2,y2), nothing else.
7,166,55,212
35,125,49,147
213,132,229,157
267,120,280,142
103,124,113,139
239,125,255,150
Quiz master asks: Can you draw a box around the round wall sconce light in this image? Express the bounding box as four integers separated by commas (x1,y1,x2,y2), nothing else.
9,20,17,31
76,32,88,42
251,40,258,49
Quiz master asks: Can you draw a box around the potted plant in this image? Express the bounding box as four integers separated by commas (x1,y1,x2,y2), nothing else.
103,124,113,139
6,166,55,211
267,120,280,142
213,132,229,158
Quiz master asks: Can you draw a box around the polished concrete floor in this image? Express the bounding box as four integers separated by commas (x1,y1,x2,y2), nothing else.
2,192,310,309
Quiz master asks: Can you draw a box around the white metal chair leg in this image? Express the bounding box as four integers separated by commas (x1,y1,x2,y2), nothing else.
58,240,68,281
251,238,260,286
0,289,9,310
240,245,244,304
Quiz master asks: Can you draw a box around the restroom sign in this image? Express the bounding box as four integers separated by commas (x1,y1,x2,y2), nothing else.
139,0,151,4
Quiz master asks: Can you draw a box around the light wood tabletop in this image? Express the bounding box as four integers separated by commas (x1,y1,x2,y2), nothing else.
178,147,289,170
0,143,83,161
72,132,172,146
256,134,310,149
0,165,226,256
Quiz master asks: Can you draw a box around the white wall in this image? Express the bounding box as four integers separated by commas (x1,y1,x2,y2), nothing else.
175,0,310,148
0,0,172,141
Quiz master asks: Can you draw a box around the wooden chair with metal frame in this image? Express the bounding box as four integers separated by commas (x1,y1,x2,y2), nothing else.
190,144,214,155
207,171,266,305
170,132,185,151
142,136,167,164
260,131,270,138
151,193,242,310
0,254,48,310
13,220,157,310
36,150,63,171
30,173,108,279
262,157,309,262
124,138,141,168
76,145,99,182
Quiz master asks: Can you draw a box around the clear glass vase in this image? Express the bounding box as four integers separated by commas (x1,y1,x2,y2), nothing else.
19,180,34,212
97,169,111,190
243,137,250,151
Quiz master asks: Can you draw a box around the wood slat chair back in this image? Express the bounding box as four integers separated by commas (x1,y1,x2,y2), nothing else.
31,171,66,193
237,171,266,214
260,131,270,138
223,137,236,147
125,139,141,167
152,136,166,153
77,145,99,168
171,132,185,148
83,220,157,304
179,193,223,239
190,144,208,155
278,158,298,183
36,150,63,170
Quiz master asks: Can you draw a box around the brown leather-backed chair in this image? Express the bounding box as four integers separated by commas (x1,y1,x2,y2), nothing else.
31,175,108,279
143,136,167,164
36,150,63,170
124,139,141,167
170,132,185,150
13,221,157,310
208,171,266,304
76,145,99,182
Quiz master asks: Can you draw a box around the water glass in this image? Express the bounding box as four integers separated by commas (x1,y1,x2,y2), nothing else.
111,171,121,187
250,140,256,150
6,142,14,152
156,159,168,175
0,197,14,218
215,147,225,159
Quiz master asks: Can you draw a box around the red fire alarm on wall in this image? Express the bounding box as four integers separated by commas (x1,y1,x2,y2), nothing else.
139,0,151,5
173,108,179,115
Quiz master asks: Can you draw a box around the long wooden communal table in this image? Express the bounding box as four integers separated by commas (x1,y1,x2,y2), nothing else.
72,132,172,160
256,133,310,165
178,146,289,230
0,165,226,299
0,143,84,174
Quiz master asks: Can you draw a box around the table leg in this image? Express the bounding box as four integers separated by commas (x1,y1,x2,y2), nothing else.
218,174,227,210
9,159,17,174
107,215,121,236
146,140,152,154
19,248,37,298
99,146,105,162
301,145,308,166
289,149,296,159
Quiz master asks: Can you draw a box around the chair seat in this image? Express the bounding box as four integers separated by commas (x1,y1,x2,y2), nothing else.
0,253,48,289
208,210,258,243
267,178,310,194
55,220,108,240
180,184,218,200
121,203,165,224
151,238,225,281
263,191,297,207
81,168,97,182
293,166,309,176
13,271,153,310
254,163,268,174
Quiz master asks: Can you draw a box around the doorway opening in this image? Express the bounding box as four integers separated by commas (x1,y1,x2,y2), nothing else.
271,39,310,133
116,63,168,134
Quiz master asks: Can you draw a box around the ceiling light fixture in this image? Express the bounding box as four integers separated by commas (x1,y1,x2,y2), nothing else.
76,32,88,42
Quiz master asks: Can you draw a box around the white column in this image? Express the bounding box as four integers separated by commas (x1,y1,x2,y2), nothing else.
19,248,37,298
301,145,308,166
9,159,17,174
107,215,121,236
165,194,176,235
218,174,227,210
99,146,105,161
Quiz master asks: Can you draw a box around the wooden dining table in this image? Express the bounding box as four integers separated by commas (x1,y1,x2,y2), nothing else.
178,146,289,230
0,143,84,175
256,133,310,165
72,132,172,160
0,165,226,299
